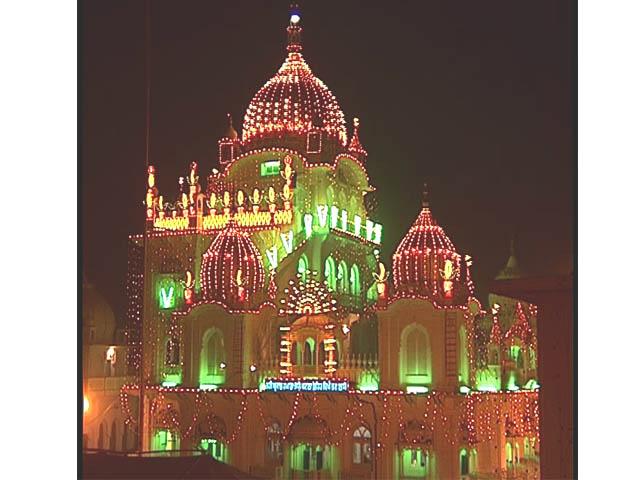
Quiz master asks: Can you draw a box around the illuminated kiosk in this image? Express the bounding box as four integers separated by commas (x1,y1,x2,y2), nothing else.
84,5,542,480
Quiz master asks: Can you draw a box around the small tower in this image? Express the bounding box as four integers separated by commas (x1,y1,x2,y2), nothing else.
218,113,241,167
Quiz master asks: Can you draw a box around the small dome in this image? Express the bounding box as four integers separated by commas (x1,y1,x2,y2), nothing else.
83,280,116,344
200,224,266,306
392,202,472,305
241,12,347,146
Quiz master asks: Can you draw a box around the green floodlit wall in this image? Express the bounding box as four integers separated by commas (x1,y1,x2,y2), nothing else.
199,327,226,387
225,148,381,313
400,448,429,477
400,325,432,388
153,429,180,451
290,444,337,473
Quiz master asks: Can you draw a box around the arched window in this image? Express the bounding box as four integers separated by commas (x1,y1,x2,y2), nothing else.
459,326,469,385
303,337,315,365
515,443,520,463
524,437,530,458
349,264,360,296
352,425,372,464
298,254,308,284
337,261,348,293
460,448,469,476
471,449,478,473
98,423,104,450
200,328,225,385
266,421,283,464
400,324,431,387
324,256,336,291
110,420,117,451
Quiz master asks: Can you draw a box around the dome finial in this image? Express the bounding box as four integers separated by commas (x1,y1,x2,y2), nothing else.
421,182,430,208
287,3,303,53
225,112,238,140
347,117,368,158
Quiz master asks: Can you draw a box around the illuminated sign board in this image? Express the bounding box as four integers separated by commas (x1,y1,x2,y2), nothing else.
261,378,349,393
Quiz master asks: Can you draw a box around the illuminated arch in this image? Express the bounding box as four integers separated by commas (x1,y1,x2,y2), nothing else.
200,327,225,386
352,425,372,465
298,254,309,284
324,256,336,291
399,324,432,387
337,261,348,293
349,264,360,296
460,448,469,476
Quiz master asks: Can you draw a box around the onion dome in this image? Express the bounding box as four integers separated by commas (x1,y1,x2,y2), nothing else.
200,222,266,306
347,117,368,159
241,7,347,146
392,185,472,305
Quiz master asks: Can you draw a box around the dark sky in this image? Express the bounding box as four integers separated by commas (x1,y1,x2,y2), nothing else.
82,0,574,325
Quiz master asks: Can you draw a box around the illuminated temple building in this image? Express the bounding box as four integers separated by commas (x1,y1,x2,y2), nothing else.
83,7,541,479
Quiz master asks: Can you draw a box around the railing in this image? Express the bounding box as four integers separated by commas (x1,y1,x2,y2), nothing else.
258,354,379,386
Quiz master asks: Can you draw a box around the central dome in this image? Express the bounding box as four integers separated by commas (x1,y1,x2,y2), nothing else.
241,15,347,146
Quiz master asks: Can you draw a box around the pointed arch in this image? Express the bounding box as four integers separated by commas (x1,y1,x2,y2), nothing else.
460,448,469,476
200,327,225,386
400,323,432,387
349,264,360,296
337,261,348,293
298,254,309,284
324,256,336,291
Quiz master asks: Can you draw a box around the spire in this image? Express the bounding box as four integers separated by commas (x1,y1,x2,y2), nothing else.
496,233,522,279
347,117,368,157
421,182,430,208
225,113,238,140
287,3,303,53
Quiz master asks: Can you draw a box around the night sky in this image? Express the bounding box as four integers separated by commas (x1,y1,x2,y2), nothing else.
82,0,573,325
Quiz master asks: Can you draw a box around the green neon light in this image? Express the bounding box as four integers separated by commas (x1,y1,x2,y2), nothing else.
330,206,339,228
365,219,374,241
317,205,328,229
459,385,471,394
406,385,429,394
281,231,293,254
266,246,278,270
199,384,219,391
373,224,382,244
401,449,428,477
353,215,362,236
161,381,178,387
260,160,281,176
506,371,519,391
304,213,313,238
156,275,182,310
357,371,379,391
524,379,540,390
